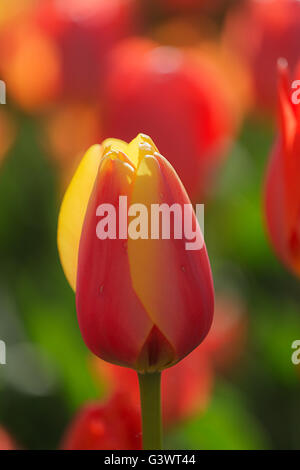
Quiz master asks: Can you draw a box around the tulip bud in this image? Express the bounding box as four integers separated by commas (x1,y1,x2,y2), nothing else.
61,394,142,450
264,62,300,276
58,134,214,373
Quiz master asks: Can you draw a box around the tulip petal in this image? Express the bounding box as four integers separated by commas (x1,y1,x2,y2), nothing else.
277,63,300,270
76,155,153,368
265,142,290,268
102,138,128,155
128,151,214,364
57,144,102,290
278,63,299,238
127,133,158,169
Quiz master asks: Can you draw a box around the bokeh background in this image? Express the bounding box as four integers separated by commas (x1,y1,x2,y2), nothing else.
0,0,300,450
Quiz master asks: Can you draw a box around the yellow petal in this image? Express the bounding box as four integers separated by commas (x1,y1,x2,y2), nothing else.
128,154,163,324
57,144,102,290
127,133,158,168
101,137,128,155
128,150,211,360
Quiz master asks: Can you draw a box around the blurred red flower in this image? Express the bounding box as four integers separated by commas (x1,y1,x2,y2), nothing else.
223,0,300,113
92,347,213,428
61,394,142,450
0,0,140,111
201,294,247,371
264,61,300,276
0,12,61,112
0,0,35,26
36,0,140,100
0,427,15,450
102,38,238,200
42,101,101,189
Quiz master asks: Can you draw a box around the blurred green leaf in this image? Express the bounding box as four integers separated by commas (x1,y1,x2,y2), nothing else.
22,293,102,409
252,299,300,386
166,381,270,450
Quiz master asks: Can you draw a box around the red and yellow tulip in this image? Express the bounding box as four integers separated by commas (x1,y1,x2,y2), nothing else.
58,133,214,372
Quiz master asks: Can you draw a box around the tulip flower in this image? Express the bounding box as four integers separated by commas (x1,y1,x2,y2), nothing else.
58,133,214,448
58,134,214,370
102,38,238,200
0,427,15,450
61,394,142,450
264,61,300,276
223,0,300,113
0,15,61,112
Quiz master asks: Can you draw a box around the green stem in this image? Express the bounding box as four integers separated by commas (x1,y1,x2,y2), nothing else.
138,372,162,450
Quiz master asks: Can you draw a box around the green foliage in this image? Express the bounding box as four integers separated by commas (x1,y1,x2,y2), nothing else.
166,381,270,450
